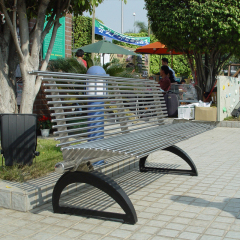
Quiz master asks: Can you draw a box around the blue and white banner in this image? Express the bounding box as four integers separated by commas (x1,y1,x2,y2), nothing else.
95,20,150,46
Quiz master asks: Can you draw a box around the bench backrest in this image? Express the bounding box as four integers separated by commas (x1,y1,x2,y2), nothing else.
31,71,168,148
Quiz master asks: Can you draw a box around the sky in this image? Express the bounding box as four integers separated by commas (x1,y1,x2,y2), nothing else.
84,0,148,34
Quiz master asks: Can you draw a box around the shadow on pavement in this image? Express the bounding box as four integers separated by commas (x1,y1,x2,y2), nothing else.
171,195,240,219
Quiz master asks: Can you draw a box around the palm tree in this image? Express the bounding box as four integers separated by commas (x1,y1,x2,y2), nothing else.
134,21,148,33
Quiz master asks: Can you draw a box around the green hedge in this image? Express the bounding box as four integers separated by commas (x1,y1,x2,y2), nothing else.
73,16,102,49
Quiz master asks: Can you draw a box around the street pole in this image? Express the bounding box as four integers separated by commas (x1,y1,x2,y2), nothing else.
148,19,151,36
148,19,150,77
91,4,96,61
133,13,136,33
72,12,74,57
121,0,123,34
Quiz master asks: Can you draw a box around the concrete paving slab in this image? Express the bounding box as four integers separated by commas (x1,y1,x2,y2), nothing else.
0,127,240,239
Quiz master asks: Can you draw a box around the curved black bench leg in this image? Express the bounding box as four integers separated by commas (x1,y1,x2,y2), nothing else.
139,145,198,176
52,171,137,224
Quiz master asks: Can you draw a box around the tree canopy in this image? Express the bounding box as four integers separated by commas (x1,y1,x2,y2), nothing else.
145,0,240,54
145,0,240,96
0,0,103,114
2,0,101,20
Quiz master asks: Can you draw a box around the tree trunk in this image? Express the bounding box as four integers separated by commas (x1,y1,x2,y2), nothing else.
0,0,70,114
194,51,220,100
19,61,38,113
0,24,18,113
0,65,18,113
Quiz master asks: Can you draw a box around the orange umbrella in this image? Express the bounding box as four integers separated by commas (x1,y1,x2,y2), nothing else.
135,41,183,55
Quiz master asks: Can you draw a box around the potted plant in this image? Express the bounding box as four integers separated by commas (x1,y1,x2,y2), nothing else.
37,115,52,137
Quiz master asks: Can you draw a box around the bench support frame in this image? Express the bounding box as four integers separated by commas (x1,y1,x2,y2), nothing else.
52,171,137,224
139,145,198,176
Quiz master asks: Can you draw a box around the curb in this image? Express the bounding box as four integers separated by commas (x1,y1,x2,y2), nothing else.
172,119,240,128
0,172,61,212
0,158,138,212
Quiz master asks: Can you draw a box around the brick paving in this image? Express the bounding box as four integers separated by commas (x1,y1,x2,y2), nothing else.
0,127,240,240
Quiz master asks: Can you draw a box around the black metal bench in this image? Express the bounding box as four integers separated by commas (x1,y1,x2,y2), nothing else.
30,70,214,224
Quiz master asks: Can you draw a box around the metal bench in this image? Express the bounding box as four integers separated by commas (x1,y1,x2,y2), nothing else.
30,70,214,224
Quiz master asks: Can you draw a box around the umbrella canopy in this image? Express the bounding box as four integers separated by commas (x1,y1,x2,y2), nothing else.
135,41,183,55
73,40,137,56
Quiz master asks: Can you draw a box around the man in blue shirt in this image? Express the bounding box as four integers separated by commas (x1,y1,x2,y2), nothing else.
162,58,177,83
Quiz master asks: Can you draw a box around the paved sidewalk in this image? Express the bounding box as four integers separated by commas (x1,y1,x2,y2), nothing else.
0,127,240,240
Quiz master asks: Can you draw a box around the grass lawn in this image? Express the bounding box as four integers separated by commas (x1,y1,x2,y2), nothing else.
224,116,240,121
0,138,63,182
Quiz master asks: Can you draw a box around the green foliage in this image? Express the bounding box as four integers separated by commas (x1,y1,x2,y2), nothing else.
84,53,94,68
113,33,149,49
163,55,191,77
149,55,160,75
73,16,103,49
69,0,104,15
105,63,126,76
150,55,191,77
48,57,87,74
145,0,240,54
2,0,104,21
67,119,88,134
145,0,240,94
222,55,240,71
173,56,192,77
135,21,148,33
47,56,137,78
103,58,138,78
0,0,108,114
1,1,105,55
73,16,92,49
224,116,240,121
113,33,191,76
0,139,62,182
116,69,139,78
37,116,53,130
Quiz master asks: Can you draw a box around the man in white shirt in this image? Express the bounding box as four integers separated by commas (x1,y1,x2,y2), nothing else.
162,58,177,83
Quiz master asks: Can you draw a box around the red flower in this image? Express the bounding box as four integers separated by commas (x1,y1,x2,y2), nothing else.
37,115,52,129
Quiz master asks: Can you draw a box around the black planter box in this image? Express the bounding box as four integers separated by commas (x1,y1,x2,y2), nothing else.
0,114,37,166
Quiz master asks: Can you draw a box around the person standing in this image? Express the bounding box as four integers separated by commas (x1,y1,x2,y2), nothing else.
159,65,171,92
76,49,87,68
162,57,176,83
168,69,175,84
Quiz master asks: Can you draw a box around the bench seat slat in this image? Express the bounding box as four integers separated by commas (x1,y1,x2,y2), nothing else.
112,124,209,157
65,122,209,151
55,121,166,147
60,123,212,165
